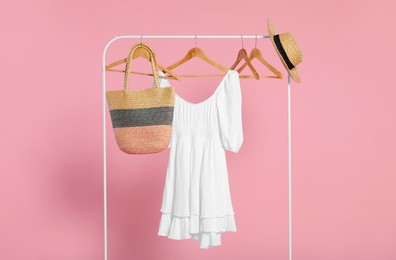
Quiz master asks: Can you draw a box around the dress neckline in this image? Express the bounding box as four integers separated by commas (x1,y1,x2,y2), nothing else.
175,70,235,106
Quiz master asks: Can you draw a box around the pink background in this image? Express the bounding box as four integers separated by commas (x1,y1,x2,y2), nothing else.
1,0,396,259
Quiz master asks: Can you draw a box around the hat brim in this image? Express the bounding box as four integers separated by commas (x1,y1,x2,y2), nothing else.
267,19,278,36
267,19,301,83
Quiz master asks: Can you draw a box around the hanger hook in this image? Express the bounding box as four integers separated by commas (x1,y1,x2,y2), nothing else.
140,35,143,46
241,35,244,49
255,35,258,49
195,35,197,48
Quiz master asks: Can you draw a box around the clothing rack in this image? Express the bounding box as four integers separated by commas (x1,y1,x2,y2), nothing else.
102,35,293,260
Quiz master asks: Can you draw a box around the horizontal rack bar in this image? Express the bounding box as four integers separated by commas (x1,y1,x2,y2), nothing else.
113,35,270,39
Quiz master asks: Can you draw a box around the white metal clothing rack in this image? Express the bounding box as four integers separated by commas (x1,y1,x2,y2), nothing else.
102,35,293,260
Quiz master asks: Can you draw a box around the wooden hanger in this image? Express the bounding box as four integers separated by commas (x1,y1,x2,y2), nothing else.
154,74,273,79
237,36,283,79
166,36,229,77
230,36,260,80
106,43,180,80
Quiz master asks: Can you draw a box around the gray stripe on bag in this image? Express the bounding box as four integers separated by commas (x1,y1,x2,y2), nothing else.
110,107,174,128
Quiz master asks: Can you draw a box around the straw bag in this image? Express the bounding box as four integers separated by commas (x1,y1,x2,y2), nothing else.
106,43,175,154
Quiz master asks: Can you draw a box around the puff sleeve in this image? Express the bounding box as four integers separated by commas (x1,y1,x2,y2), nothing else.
216,71,244,153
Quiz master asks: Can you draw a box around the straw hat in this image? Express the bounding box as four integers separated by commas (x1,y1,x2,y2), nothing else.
267,19,303,83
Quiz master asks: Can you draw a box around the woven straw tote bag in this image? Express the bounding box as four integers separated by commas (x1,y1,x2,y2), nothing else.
106,43,175,154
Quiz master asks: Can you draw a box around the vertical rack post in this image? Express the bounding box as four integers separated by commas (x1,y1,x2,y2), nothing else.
102,44,108,260
102,37,119,260
287,75,292,260
102,53,108,260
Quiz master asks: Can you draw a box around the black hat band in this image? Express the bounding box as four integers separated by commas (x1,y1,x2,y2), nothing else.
274,34,295,70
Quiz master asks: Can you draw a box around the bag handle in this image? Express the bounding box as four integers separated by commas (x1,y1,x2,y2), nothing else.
123,43,160,89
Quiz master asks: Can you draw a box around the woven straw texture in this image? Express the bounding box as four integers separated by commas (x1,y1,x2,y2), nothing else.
114,125,172,154
267,19,303,83
106,42,175,154
106,87,175,110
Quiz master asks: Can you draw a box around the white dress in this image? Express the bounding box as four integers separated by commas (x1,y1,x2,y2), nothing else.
157,70,243,249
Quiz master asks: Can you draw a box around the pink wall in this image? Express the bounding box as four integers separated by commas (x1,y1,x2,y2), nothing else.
1,0,396,259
